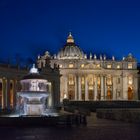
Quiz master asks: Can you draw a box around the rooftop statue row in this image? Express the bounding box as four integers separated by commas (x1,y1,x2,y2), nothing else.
37,32,136,62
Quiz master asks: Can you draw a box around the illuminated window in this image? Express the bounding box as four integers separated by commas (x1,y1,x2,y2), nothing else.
81,77,85,85
107,64,112,68
59,64,63,68
68,75,74,85
81,64,84,68
96,64,100,68
69,64,74,68
117,65,120,69
88,76,94,86
128,76,133,85
97,77,101,85
128,63,133,69
106,77,112,85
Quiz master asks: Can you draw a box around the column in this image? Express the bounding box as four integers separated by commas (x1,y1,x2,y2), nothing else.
75,75,78,100
12,80,16,108
2,78,6,109
134,75,138,100
59,77,63,102
0,78,4,109
113,76,116,100
85,76,88,100
78,76,81,100
47,82,52,108
64,76,68,99
104,76,107,100
6,78,10,109
94,76,97,100
122,75,128,100
101,76,104,100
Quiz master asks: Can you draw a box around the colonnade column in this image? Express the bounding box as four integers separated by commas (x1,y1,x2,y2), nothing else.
94,76,97,100
75,75,78,100
13,80,17,107
101,76,104,100
85,76,88,100
113,76,116,100
134,75,138,100
122,75,128,100
104,76,107,100
2,78,7,109
78,76,81,100
64,76,68,99
6,78,10,109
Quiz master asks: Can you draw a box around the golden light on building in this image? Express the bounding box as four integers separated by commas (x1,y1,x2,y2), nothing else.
117,65,120,69
68,75,74,85
81,64,84,68
96,64,100,68
107,64,112,68
106,76,112,86
128,76,133,85
128,63,133,69
69,64,74,68
59,64,63,68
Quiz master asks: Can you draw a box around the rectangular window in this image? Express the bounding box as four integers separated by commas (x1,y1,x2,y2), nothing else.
117,65,120,69
96,64,100,68
69,64,74,68
68,75,74,85
128,63,133,69
106,77,112,85
81,64,84,68
107,64,112,68
128,76,133,85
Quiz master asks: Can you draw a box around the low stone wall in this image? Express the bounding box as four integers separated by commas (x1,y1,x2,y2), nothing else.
63,100,140,111
96,108,140,123
64,106,91,115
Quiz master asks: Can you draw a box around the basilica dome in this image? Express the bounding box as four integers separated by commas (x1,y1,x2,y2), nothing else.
57,33,85,59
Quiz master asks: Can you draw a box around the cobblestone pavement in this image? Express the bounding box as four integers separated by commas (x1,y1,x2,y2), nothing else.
0,113,140,140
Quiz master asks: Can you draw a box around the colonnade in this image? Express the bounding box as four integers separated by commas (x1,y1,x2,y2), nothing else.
0,78,19,109
62,74,136,101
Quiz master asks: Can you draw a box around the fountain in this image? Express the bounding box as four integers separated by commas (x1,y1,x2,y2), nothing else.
16,64,50,116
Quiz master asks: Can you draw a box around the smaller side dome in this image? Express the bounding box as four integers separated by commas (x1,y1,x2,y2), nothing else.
124,53,136,62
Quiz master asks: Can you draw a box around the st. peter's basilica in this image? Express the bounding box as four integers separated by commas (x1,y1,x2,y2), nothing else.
0,33,139,110
37,33,139,102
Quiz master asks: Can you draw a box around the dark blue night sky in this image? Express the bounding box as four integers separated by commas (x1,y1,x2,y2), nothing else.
0,0,140,65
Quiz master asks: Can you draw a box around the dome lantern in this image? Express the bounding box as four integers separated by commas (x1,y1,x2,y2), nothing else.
67,32,74,43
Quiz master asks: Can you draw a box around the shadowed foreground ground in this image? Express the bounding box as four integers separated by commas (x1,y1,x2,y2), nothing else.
0,113,140,140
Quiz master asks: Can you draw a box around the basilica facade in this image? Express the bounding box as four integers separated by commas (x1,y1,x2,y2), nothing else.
37,33,139,102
